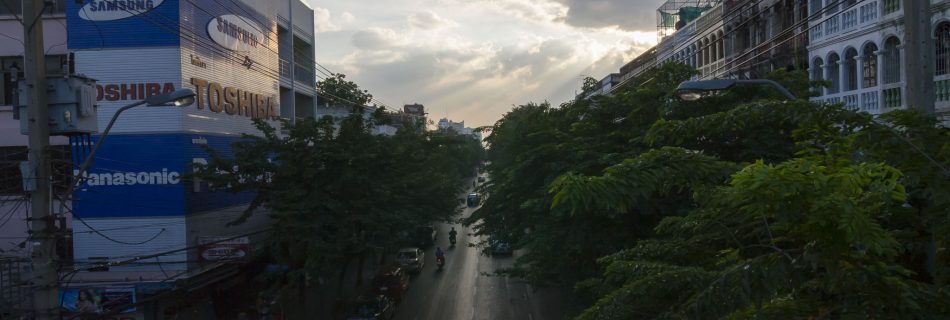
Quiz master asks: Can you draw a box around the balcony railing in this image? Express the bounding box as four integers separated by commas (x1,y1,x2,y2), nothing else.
882,0,899,15
811,1,879,43
882,83,902,108
279,58,292,79
935,75,950,102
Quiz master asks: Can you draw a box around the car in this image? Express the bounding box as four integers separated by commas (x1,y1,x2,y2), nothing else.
413,225,437,247
466,193,481,207
396,248,425,273
477,176,486,183
370,265,410,303
344,295,396,320
489,237,512,255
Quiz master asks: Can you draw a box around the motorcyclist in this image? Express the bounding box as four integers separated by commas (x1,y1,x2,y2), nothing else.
435,247,445,265
449,227,458,245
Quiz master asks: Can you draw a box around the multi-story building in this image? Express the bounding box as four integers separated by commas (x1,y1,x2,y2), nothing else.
808,0,950,119
56,0,315,318
722,0,809,79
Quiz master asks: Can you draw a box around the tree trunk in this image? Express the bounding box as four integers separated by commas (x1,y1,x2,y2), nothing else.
355,251,366,286
337,257,351,296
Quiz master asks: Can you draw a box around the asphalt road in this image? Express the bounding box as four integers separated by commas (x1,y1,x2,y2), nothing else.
392,190,561,320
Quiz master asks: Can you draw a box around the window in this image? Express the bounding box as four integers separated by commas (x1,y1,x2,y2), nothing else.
862,43,878,88
936,22,950,76
828,52,840,93
0,0,65,16
812,57,824,82
883,37,901,84
844,47,858,91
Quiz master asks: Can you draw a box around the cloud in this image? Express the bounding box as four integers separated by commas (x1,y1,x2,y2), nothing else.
313,7,341,33
351,27,402,50
551,0,660,31
408,11,458,30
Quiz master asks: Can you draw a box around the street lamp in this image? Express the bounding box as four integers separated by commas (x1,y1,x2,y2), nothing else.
676,79,797,101
70,89,196,191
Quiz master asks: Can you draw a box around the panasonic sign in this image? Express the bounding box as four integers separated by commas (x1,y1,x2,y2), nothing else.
78,0,165,21
74,169,182,186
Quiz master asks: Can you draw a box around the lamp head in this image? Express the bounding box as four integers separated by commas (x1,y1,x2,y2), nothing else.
145,89,196,107
675,79,738,101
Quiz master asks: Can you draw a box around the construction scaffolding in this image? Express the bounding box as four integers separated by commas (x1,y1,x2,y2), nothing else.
657,0,723,39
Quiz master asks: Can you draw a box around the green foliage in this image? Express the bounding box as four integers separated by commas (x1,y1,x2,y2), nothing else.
316,73,374,107
194,75,484,299
476,63,950,318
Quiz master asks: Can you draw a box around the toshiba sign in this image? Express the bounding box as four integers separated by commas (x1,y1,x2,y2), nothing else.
190,77,278,120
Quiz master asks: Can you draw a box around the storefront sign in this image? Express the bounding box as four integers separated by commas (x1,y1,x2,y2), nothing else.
96,83,177,101
198,236,250,261
60,287,136,314
208,14,264,52
190,77,278,120
78,0,166,21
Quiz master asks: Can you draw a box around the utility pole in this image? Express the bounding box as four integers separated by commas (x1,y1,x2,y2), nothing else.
23,0,58,318
904,0,935,115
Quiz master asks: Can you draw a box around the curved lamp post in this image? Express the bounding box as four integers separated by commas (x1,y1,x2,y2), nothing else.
676,79,797,101
70,89,196,192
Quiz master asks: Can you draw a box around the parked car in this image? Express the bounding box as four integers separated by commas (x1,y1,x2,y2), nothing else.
466,193,481,207
396,248,425,273
344,295,396,320
489,237,512,255
413,225,437,247
477,176,486,183
371,265,410,303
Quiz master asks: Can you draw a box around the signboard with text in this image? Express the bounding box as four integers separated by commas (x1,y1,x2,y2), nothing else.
198,236,251,262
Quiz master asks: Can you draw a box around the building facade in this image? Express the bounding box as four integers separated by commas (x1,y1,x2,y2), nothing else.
808,0,950,119
59,0,314,318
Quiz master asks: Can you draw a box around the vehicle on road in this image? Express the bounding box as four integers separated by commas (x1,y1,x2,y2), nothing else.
436,256,445,270
489,237,512,255
410,225,437,247
477,176,486,183
466,193,480,207
344,295,396,320
370,265,410,303
396,248,425,273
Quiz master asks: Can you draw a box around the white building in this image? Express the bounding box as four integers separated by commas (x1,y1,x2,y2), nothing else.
809,0,950,118
0,0,319,318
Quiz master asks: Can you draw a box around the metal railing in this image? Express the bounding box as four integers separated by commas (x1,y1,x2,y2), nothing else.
882,0,900,15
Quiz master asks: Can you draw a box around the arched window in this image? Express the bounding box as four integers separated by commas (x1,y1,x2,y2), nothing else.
828,52,840,93
883,37,901,84
710,35,718,62
809,0,822,17
717,31,724,60
936,22,950,75
862,42,878,88
844,47,858,91
812,57,824,82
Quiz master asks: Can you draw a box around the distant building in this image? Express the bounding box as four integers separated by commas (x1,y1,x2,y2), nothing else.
317,104,423,136
404,103,426,116
436,118,480,140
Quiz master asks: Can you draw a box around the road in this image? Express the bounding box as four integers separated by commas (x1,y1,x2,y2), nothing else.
392,191,561,320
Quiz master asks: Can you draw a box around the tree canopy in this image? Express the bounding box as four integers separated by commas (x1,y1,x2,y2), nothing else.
470,63,950,318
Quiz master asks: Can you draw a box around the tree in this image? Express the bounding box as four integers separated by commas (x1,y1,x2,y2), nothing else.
194,74,484,311
475,63,950,318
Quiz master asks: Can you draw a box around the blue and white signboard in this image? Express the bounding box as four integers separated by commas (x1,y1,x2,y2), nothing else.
67,0,181,49
73,133,256,218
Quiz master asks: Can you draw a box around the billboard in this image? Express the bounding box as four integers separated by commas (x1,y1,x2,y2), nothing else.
198,236,251,261
67,0,181,49
73,133,257,218
60,287,136,315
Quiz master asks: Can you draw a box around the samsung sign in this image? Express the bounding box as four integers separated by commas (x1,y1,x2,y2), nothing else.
208,15,264,52
78,0,165,21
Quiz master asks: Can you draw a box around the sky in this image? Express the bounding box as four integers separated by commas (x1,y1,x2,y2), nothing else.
307,0,664,128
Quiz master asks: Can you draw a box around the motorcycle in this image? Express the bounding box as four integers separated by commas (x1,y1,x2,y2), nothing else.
436,256,445,270
449,234,457,247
